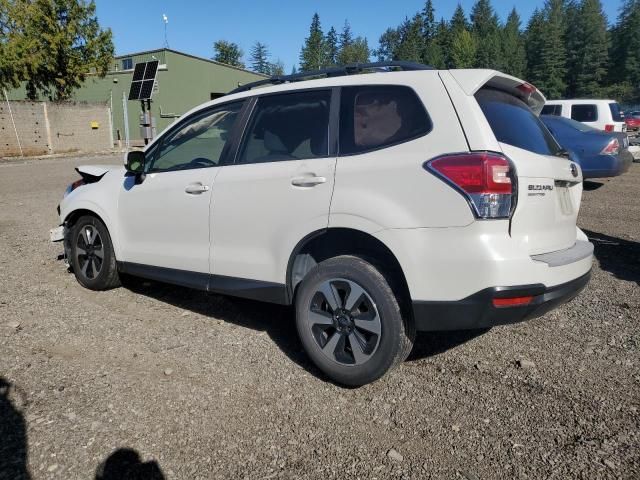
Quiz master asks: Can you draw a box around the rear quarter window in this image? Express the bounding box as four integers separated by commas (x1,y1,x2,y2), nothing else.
570,104,598,122
339,85,431,155
475,88,561,156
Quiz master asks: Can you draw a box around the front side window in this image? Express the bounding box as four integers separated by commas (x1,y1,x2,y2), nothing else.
237,90,331,164
571,104,598,122
149,102,243,173
476,87,561,156
339,85,431,155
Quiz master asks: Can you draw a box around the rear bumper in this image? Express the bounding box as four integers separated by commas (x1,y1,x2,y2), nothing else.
581,151,633,179
412,270,591,331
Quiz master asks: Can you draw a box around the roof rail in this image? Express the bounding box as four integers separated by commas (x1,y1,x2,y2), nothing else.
228,61,434,95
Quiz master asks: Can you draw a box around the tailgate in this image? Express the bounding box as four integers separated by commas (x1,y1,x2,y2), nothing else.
444,70,583,256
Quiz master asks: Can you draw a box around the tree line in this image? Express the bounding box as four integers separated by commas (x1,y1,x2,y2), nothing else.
294,0,640,103
212,40,284,76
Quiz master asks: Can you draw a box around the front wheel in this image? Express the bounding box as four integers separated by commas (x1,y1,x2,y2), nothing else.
69,215,120,290
295,256,414,386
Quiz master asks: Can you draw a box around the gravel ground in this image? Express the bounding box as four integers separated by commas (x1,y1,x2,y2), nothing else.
0,154,638,480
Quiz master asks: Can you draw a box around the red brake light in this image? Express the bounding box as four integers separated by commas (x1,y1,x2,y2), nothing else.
427,153,514,219
517,83,537,96
604,124,614,132
600,138,620,155
492,296,533,308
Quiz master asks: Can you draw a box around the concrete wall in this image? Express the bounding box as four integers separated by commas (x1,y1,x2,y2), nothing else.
0,101,112,158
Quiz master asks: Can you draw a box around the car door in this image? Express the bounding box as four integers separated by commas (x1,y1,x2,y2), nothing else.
211,89,337,293
118,100,245,277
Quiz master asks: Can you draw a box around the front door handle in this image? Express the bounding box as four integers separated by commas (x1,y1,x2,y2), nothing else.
185,183,210,194
291,175,327,187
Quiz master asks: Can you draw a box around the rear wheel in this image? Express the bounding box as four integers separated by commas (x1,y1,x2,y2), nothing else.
295,255,414,386
70,215,120,290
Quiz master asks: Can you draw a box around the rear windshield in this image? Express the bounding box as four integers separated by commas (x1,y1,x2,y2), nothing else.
609,102,624,122
542,115,597,133
475,88,561,156
541,104,562,116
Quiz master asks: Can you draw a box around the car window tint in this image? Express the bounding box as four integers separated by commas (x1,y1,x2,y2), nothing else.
609,103,624,122
149,102,243,172
237,90,331,164
339,85,431,155
475,88,561,156
570,104,598,122
541,104,562,116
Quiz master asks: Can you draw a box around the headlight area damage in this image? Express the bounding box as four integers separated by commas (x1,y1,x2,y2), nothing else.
50,165,112,265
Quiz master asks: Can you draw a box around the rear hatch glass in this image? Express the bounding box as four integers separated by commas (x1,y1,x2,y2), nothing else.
609,102,624,122
475,87,581,255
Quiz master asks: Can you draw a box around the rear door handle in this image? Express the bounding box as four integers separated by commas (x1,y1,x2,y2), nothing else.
291,175,327,187
185,183,210,194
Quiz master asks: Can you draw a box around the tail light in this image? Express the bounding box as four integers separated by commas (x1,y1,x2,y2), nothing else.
600,138,620,155
604,124,614,132
426,152,515,219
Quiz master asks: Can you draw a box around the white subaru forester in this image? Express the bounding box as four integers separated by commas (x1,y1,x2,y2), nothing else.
52,62,593,386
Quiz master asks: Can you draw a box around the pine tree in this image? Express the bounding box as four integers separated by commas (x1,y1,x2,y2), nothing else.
422,0,436,40
527,0,567,99
212,40,244,68
376,27,401,61
573,0,609,96
609,0,640,101
450,28,476,68
299,13,325,72
501,8,526,78
564,0,581,96
324,26,339,67
336,20,354,65
470,0,502,69
269,59,285,76
250,42,270,75
450,3,470,33
423,18,447,68
395,14,424,62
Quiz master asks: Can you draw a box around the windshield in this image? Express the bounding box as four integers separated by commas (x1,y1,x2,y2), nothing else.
609,103,624,122
476,88,562,156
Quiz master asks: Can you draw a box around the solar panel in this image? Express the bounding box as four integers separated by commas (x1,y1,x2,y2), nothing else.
128,81,142,101
132,63,146,81
128,61,160,100
143,60,159,80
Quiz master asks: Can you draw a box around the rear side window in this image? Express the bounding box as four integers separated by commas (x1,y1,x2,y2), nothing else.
238,90,331,164
339,85,431,155
609,103,624,122
541,104,562,116
475,88,561,156
570,104,598,122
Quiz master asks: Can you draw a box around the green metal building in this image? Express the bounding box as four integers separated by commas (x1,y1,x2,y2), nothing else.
6,48,266,143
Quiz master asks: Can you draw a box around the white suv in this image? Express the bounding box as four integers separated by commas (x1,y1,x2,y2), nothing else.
541,99,627,132
51,63,593,386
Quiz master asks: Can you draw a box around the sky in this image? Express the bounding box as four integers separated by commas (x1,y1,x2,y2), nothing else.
94,0,624,73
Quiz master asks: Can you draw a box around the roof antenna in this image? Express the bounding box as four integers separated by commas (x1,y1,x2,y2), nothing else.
162,14,169,48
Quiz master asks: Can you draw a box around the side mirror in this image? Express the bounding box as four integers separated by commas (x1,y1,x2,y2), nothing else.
125,150,145,174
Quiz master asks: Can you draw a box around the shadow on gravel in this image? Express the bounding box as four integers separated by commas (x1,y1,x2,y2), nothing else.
0,377,30,480
122,277,486,381
121,276,316,373
407,329,488,361
96,448,164,479
583,180,605,191
583,229,640,285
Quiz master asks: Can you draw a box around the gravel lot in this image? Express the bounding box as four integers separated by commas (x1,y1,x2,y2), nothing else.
1,154,639,480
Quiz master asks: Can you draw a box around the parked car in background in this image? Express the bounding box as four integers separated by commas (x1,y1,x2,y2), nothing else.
541,115,632,178
542,99,627,132
625,111,640,132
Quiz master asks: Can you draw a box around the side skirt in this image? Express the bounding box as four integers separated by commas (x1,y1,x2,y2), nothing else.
117,261,289,305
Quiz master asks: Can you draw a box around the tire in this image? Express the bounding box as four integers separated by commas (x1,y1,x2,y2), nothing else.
295,255,415,386
69,215,120,290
